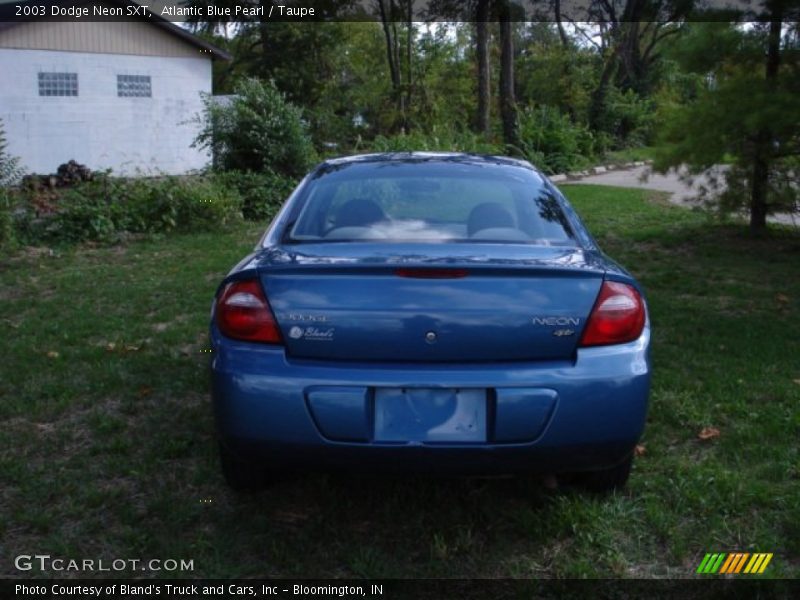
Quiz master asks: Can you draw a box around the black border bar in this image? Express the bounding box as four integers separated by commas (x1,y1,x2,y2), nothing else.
2,0,799,24
3,579,800,600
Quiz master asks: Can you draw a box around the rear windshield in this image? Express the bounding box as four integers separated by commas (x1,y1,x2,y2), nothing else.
285,160,576,245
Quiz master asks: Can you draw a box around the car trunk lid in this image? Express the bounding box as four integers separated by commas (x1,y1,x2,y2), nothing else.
259,243,605,362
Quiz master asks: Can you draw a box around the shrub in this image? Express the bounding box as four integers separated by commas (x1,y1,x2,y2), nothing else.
193,78,317,177
0,188,15,248
213,170,297,221
15,175,243,244
515,105,596,174
116,177,243,234
0,118,25,187
172,179,244,231
596,87,656,148
53,188,116,242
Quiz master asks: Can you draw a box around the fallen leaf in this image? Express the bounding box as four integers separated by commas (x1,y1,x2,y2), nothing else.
123,345,140,352
793,379,800,386
138,386,153,398
776,293,790,304
105,342,116,352
698,426,720,441
634,444,646,456
46,351,59,359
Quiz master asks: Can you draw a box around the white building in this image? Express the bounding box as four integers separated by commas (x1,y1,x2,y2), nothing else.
0,2,230,175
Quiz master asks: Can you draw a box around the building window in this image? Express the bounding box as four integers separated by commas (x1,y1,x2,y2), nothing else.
38,72,78,96
117,75,151,98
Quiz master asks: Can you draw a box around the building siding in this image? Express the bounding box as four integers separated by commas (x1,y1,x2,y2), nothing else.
0,19,206,58
0,47,212,175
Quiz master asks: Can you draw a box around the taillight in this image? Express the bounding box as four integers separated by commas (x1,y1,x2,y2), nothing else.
215,279,282,344
580,281,646,347
395,268,469,279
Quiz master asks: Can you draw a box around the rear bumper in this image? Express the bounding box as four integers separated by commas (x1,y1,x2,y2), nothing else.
210,326,651,475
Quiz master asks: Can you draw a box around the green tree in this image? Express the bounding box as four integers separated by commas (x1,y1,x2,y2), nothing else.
310,22,393,145
187,2,355,138
427,0,493,136
410,24,475,133
582,2,690,140
516,23,596,123
654,11,800,232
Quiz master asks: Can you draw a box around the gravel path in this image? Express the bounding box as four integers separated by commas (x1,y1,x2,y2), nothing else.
569,165,796,226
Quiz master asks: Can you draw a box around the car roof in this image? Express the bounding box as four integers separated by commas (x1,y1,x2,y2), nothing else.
320,152,538,172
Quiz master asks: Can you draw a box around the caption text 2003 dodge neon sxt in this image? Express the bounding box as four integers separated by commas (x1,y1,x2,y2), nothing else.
210,153,650,492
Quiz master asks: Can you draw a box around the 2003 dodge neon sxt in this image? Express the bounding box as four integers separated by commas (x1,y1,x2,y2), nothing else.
210,153,650,491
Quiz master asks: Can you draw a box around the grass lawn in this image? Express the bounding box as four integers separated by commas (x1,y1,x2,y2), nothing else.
602,147,657,165
1,185,798,579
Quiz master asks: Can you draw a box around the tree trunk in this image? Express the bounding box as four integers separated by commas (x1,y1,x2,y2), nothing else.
259,8,269,72
589,47,618,132
749,11,783,233
377,0,403,129
475,0,491,135
750,154,769,232
405,0,413,132
392,16,406,129
498,2,518,149
554,0,569,47
614,2,645,95
616,21,642,93
553,0,574,118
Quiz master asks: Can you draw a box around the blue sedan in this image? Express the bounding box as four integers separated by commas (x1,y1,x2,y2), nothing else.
210,153,650,491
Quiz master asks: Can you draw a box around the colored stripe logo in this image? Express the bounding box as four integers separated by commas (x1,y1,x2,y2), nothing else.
696,553,773,574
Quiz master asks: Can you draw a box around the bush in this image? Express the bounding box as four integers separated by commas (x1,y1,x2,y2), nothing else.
193,78,317,177
0,188,15,248
172,179,244,231
50,187,116,242
213,170,297,221
595,87,656,148
15,175,243,244
0,118,25,187
115,177,243,234
516,106,595,174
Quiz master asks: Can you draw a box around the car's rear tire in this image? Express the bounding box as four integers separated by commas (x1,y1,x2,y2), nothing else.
218,442,276,491
574,453,633,493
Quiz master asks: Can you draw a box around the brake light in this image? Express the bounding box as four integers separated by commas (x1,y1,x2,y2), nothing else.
580,281,645,347
215,279,282,344
395,268,469,279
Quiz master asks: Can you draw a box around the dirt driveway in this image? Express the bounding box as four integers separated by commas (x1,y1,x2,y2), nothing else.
572,165,796,226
